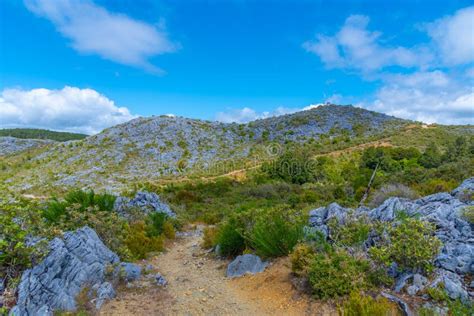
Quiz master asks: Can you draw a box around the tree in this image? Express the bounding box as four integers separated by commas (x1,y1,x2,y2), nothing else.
419,142,442,168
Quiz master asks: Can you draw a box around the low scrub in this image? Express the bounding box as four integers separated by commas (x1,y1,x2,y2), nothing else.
369,216,442,272
308,249,371,299
215,218,246,257
339,291,395,316
247,209,304,257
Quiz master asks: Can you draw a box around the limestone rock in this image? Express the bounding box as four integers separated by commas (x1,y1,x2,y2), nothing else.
10,227,119,315
226,254,268,278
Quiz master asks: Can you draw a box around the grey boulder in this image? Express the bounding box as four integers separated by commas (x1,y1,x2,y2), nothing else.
119,262,142,282
114,191,176,218
226,254,267,278
10,226,119,316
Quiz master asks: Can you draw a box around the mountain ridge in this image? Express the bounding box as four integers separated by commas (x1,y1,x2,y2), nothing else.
0,105,415,193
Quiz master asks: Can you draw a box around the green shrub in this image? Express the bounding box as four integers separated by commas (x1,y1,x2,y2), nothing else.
146,212,167,237
308,249,370,299
369,217,442,272
327,216,371,247
125,221,164,259
290,243,315,277
447,299,474,316
43,190,116,223
339,291,395,316
263,147,318,184
216,218,246,257
162,221,176,239
202,226,219,249
247,209,304,257
461,206,474,224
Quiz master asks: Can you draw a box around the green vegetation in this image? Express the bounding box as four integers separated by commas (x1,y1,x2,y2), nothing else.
247,208,304,257
369,216,442,272
339,291,395,316
308,249,371,299
0,128,87,141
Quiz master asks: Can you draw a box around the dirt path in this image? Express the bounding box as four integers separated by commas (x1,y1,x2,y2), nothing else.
100,228,333,316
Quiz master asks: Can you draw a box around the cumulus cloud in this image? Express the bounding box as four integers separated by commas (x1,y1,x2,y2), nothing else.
0,86,136,134
426,6,474,65
25,0,178,73
304,6,474,125
365,71,474,125
303,15,431,72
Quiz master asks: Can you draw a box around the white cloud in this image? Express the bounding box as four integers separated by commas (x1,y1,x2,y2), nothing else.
365,71,474,125
304,7,474,125
0,86,136,134
303,15,431,72
426,6,474,65
25,0,178,73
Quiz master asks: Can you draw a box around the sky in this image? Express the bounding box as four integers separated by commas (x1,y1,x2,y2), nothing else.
0,0,473,134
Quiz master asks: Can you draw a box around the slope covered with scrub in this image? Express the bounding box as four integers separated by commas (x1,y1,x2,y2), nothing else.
0,105,408,193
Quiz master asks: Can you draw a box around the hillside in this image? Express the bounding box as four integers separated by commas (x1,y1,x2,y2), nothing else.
0,128,87,141
0,105,408,193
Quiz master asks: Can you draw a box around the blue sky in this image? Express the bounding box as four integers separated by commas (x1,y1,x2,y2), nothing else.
1,0,473,134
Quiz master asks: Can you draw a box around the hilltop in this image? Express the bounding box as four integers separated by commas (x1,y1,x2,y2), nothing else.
0,104,409,193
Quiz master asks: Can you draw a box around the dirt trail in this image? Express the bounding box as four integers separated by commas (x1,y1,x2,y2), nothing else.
100,228,332,316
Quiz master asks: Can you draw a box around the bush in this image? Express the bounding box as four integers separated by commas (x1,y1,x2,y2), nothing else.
43,190,116,223
327,216,371,247
369,183,418,208
247,209,304,257
369,217,442,272
290,243,315,277
339,291,394,316
162,221,176,239
146,212,167,237
202,226,218,249
263,147,318,184
216,218,246,257
125,221,164,259
461,206,474,224
308,249,370,299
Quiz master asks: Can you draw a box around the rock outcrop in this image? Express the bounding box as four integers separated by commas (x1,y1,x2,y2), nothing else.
226,254,268,278
114,191,176,218
307,177,474,302
10,227,120,316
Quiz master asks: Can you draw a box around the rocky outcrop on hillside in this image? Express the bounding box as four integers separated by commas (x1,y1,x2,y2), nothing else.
4,105,407,192
114,191,176,218
0,137,54,156
9,227,141,316
308,177,474,303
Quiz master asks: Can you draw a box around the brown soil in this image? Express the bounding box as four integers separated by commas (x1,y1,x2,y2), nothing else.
100,228,335,316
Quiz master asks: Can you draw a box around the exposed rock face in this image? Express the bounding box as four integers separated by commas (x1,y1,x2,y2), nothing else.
10,227,120,316
226,254,268,278
0,136,54,156
119,263,142,282
114,191,176,218
307,177,474,302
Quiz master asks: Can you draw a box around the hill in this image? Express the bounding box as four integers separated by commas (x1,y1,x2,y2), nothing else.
0,128,88,142
0,104,411,193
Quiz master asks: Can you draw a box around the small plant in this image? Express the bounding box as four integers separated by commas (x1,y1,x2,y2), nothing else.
216,218,246,257
369,216,442,272
125,221,164,259
339,291,394,316
308,249,370,299
247,209,304,257
327,216,371,247
290,243,315,277
461,206,474,224
202,226,218,249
